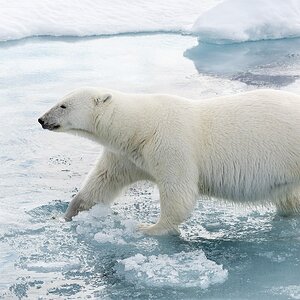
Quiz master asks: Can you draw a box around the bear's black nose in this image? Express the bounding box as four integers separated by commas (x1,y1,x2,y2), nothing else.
38,118,44,125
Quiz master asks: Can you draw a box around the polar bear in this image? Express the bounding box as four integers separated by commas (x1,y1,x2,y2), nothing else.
38,87,300,235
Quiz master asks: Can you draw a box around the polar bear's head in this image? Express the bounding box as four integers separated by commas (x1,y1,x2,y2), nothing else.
38,87,112,133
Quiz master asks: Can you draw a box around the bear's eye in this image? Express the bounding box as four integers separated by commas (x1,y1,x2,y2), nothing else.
60,105,66,109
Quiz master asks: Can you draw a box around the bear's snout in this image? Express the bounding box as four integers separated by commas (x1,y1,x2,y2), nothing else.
38,117,44,125
38,116,60,130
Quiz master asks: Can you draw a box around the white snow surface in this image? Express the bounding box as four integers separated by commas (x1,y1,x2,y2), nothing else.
0,0,218,42
2,0,300,43
192,0,300,44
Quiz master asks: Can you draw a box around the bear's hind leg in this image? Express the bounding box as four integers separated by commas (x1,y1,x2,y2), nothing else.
138,182,198,236
65,151,150,220
275,189,300,217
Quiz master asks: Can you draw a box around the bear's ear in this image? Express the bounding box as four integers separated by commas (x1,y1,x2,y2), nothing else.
94,93,112,105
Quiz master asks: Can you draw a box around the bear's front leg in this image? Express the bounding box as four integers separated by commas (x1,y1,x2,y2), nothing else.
138,181,198,236
64,151,150,221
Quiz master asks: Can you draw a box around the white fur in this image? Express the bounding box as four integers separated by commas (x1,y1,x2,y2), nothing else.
39,87,300,235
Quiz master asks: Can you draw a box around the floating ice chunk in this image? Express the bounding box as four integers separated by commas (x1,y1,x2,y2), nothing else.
87,204,111,218
94,231,127,245
192,0,300,44
74,203,111,221
74,204,141,245
118,250,228,288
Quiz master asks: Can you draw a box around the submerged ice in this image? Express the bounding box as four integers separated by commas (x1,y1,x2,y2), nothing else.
73,203,228,289
184,37,300,87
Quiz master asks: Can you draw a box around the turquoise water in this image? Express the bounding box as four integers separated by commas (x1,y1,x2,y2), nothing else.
1,34,300,299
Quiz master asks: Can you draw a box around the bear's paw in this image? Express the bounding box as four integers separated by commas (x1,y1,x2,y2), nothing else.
137,223,180,236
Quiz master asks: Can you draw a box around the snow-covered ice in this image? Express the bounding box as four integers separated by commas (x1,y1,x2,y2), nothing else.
0,0,219,42
1,0,300,44
192,0,300,44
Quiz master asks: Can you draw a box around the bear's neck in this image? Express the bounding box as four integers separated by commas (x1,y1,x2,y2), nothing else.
92,101,143,156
